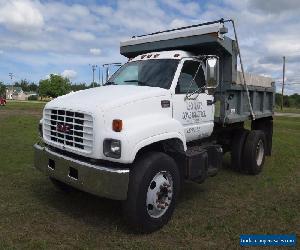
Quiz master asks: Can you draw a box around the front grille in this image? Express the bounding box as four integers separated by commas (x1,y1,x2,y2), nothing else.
43,109,93,153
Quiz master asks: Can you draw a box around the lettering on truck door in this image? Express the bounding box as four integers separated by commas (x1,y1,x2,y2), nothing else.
172,59,214,141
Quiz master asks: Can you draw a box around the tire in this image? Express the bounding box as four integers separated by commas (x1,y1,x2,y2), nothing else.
231,129,249,171
50,177,74,193
242,130,266,175
122,152,180,233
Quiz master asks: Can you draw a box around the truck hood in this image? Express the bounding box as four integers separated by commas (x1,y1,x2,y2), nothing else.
45,85,170,113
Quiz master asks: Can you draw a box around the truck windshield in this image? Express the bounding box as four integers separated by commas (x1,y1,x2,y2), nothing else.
106,59,179,89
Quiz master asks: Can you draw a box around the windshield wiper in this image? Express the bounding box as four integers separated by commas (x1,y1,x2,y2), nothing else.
124,80,147,86
104,81,117,86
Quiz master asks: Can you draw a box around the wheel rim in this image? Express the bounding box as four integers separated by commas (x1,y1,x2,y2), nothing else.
256,139,264,166
146,171,173,219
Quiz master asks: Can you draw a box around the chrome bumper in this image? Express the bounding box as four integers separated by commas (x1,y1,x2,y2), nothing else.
34,144,129,200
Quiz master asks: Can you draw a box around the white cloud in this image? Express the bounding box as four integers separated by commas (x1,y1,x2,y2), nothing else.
70,31,95,41
61,69,77,79
164,0,201,17
265,34,300,56
93,6,114,16
89,48,101,56
0,0,298,94
0,0,44,31
169,19,189,29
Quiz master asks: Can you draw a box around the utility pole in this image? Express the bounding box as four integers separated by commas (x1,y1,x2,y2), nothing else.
89,64,97,87
9,72,14,83
9,73,14,97
281,56,285,110
98,67,101,86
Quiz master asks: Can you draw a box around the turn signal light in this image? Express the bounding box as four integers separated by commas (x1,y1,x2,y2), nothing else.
112,119,123,132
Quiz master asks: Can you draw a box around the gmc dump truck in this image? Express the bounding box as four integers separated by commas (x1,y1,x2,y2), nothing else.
34,19,274,232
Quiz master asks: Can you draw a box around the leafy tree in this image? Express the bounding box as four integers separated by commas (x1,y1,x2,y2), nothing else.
70,83,88,92
275,93,281,107
39,74,71,98
88,82,100,88
283,95,290,107
14,79,38,92
289,93,300,108
0,82,6,97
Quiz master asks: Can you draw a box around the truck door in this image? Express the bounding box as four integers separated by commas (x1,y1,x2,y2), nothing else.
172,59,214,142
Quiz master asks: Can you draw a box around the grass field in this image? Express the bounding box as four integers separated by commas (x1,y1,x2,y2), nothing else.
0,101,299,249
275,106,300,114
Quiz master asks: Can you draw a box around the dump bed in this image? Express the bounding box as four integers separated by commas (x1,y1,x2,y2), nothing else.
120,21,275,125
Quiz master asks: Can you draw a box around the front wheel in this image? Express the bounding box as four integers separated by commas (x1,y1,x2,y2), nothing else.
122,152,180,233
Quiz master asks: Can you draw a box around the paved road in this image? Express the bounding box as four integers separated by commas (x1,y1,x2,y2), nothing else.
274,112,300,118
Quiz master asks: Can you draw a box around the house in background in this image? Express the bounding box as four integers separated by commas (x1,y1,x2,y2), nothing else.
6,86,37,100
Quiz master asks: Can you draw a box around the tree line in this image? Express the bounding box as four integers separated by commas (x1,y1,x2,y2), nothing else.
0,77,299,109
275,93,300,108
0,74,97,98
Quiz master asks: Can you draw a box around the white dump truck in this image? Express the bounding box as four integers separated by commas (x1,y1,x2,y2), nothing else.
34,19,274,232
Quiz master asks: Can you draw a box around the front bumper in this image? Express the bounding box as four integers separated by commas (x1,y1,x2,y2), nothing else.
34,144,130,200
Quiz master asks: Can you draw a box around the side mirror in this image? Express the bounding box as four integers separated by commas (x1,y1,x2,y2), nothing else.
205,56,219,88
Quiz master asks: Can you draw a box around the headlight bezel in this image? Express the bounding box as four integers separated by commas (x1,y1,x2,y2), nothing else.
103,139,121,159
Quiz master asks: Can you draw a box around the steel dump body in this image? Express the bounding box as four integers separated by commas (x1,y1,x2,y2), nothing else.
214,82,274,124
120,23,275,125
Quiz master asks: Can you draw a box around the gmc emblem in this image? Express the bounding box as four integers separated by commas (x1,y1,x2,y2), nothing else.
56,123,71,133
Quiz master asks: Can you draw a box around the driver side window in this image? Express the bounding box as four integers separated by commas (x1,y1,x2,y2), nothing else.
176,60,205,94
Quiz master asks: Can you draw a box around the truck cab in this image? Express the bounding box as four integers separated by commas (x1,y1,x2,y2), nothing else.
109,50,215,142
34,20,274,233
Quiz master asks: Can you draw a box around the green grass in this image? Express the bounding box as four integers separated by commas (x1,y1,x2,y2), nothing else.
3,100,46,111
275,106,300,114
0,102,299,249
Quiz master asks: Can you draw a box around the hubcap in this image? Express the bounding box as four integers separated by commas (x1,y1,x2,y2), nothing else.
146,171,173,218
256,139,264,166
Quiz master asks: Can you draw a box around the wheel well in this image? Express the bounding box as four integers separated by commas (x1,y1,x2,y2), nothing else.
251,117,273,156
134,138,186,180
135,138,185,158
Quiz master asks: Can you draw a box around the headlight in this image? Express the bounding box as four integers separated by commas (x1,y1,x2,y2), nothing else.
103,139,121,158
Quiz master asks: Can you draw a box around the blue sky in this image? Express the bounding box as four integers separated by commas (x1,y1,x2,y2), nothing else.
0,0,300,94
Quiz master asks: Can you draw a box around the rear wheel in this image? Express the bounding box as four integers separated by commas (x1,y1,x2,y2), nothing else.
122,152,180,233
242,130,266,175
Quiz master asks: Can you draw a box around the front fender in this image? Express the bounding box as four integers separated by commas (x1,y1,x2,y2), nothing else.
119,114,186,163
130,131,186,162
